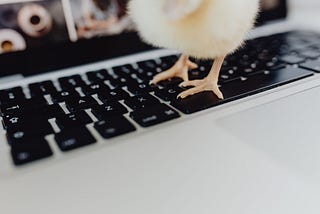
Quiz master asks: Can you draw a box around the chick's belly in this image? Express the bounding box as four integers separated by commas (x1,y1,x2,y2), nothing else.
138,18,245,59
147,27,243,59
176,36,243,59
132,5,251,59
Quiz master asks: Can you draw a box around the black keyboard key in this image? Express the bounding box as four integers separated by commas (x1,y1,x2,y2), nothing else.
171,91,224,115
42,81,57,92
0,87,25,105
29,83,45,97
219,67,242,83
44,104,65,119
256,50,275,62
2,104,64,125
91,102,128,120
130,104,180,127
97,88,130,102
58,75,86,90
108,77,124,88
11,138,53,166
55,111,92,130
86,69,110,83
127,82,154,95
189,69,209,80
299,50,320,59
266,61,287,71
2,112,48,129
161,54,179,62
190,58,213,72
154,86,185,101
124,77,140,88
55,127,96,152
136,60,162,81
23,97,48,108
124,94,160,110
65,96,98,112
2,114,24,129
0,97,48,115
160,55,179,68
0,103,22,115
280,55,305,64
300,59,320,73
21,103,65,119
29,81,57,97
287,40,311,51
159,61,172,71
158,77,183,88
82,83,110,95
51,90,80,103
6,121,54,144
136,68,156,81
20,103,65,119
109,75,138,88
94,116,136,139
171,68,314,114
113,64,136,76
137,60,160,71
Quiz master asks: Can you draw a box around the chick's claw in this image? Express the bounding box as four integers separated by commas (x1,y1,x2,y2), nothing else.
179,79,204,88
186,61,198,70
151,67,188,85
151,54,198,85
178,78,224,100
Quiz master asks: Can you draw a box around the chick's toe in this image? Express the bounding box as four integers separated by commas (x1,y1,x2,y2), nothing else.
151,54,197,85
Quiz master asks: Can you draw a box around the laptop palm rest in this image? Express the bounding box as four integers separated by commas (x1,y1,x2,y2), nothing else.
217,86,320,179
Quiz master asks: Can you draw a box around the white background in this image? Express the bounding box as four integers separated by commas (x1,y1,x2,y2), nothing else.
288,0,320,28
289,0,320,13
291,0,320,8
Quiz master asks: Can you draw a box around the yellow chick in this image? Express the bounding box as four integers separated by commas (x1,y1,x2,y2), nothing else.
128,0,260,99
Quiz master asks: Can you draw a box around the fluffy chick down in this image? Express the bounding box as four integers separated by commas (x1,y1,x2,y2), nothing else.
129,0,260,59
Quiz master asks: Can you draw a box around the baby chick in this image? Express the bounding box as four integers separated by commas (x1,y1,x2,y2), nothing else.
128,0,260,99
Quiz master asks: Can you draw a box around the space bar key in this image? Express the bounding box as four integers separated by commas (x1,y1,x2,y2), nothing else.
171,67,314,114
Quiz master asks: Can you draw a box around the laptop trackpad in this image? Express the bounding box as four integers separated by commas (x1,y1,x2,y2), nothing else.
217,86,320,178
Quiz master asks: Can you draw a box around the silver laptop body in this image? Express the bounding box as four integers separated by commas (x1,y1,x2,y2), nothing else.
1,0,320,213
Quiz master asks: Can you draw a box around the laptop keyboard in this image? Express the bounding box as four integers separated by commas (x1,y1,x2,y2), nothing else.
1,31,320,166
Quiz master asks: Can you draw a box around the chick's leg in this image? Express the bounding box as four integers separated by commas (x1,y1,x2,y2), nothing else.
178,56,225,99
151,54,198,84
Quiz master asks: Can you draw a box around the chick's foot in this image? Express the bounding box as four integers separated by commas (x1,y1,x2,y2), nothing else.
151,54,197,85
178,56,226,99
178,78,224,99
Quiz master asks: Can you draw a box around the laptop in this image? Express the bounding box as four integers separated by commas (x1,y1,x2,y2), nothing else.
1,0,320,213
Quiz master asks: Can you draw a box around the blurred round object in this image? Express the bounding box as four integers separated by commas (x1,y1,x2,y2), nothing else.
17,4,53,38
0,7,18,28
0,29,26,54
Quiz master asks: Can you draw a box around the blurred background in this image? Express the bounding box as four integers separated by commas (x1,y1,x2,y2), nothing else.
290,0,320,13
291,0,320,8
289,0,320,28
